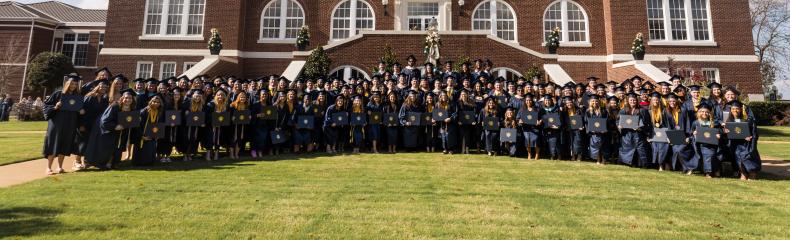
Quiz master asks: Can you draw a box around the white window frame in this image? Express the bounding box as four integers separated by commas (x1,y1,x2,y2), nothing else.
330,0,376,40
407,2,440,31
492,67,523,81
141,0,206,41
160,62,177,79
542,0,591,47
701,68,720,83
62,33,90,67
645,0,715,46
258,0,306,43
471,0,518,42
184,62,198,72
330,65,371,82
137,61,154,79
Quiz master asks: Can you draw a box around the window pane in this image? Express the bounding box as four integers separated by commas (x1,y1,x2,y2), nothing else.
646,0,665,40
690,0,710,40
62,44,74,60
356,1,375,31
187,0,205,35
161,63,176,78
669,0,688,40
543,2,562,41
262,0,282,39
166,0,184,35
408,2,439,16
138,63,153,79
145,0,164,34
63,33,75,42
472,2,491,30
566,2,586,42
73,44,88,66
331,1,351,39
284,0,304,38
77,34,89,42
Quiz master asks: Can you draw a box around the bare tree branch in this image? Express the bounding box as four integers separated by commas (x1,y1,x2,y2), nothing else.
0,36,26,95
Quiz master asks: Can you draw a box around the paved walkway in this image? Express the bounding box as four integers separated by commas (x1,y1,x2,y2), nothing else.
0,155,787,188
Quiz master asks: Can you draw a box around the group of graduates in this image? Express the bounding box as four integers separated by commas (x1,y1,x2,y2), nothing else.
41,56,761,180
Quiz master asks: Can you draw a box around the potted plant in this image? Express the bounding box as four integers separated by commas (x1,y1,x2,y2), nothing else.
545,27,560,54
631,32,645,60
296,25,310,51
208,28,223,55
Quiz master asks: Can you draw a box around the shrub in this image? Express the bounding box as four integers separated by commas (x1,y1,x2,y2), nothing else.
747,102,790,126
26,52,75,92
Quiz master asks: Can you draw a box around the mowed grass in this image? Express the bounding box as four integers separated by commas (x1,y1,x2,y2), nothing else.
0,121,46,166
759,126,790,142
1,154,789,239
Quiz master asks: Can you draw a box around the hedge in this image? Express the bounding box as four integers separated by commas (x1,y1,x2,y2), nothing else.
748,102,790,126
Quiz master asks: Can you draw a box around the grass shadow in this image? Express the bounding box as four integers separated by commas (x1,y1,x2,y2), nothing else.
109,151,350,172
0,207,63,238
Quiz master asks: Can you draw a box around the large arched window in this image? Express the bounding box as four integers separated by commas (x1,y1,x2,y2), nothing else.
260,0,305,40
646,0,713,43
472,0,517,41
543,0,589,44
331,0,375,40
330,66,370,81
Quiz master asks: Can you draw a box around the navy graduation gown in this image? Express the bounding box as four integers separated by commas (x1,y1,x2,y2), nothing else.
398,104,423,149
517,107,544,148
664,109,692,171
648,110,671,165
690,120,722,173
366,103,383,142
478,109,501,153
436,102,458,151
78,95,109,155
542,105,562,158
132,108,163,166
323,104,346,146
42,91,80,156
383,103,400,146
562,108,585,156
618,108,650,167
84,105,138,169
726,118,760,173
250,102,272,152
291,103,314,146
456,103,479,148
584,109,608,157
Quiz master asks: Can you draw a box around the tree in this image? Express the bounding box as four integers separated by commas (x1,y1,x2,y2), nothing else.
0,36,25,96
26,52,75,92
302,46,331,80
751,0,789,99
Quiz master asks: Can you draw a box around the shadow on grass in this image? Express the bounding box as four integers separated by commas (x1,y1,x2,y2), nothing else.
758,127,790,139
108,151,356,172
0,207,63,238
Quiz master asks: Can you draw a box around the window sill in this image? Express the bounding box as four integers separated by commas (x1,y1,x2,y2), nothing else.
257,39,297,44
138,35,205,41
647,41,718,47
542,42,592,47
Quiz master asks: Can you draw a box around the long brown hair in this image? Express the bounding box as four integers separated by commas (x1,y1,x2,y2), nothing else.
230,92,248,110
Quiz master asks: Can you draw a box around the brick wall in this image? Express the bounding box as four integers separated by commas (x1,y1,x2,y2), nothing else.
102,55,204,80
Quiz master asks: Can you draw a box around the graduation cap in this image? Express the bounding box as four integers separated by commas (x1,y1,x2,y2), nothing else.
133,78,145,84
657,81,671,87
120,88,137,97
113,74,128,82
730,100,744,108
631,75,644,81
615,86,625,92
94,67,111,75
666,92,679,100
524,93,535,99
607,95,620,102
561,96,574,103
145,78,159,85
649,92,661,98
673,85,687,92
215,88,229,95
171,87,184,93
406,55,417,61
626,92,639,99
606,80,618,85
424,62,434,68
65,74,81,81
707,82,722,89
595,84,607,89
562,84,574,90
588,94,601,100
178,75,191,82
688,85,702,92
669,75,683,81
643,82,654,88
697,102,712,110
542,94,554,100
587,76,600,81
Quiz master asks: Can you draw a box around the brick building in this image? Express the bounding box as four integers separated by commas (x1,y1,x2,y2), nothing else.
0,1,105,99
97,0,761,97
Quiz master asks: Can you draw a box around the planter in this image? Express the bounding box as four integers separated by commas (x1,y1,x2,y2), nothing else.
297,45,307,51
547,47,557,54
633,52,645,60
210,48,221,55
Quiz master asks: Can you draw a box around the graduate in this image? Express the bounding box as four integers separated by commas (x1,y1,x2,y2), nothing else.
204,89,230,161
85,89,138,170
383,91,401,153
456,90,478,154
541,94,562,160
424,93,438,152
606,96,621,162
562,96,585,161
313,91,329,149
271,92,292,155
501,107,519,157
158,87,183,163
350,96,366,153
478,97,500,156
517,93,543,160
690,103,722,178
292,94,316,153
584,95,608,164
663,93,692,171
181,90,206,161
722,101,760,180
436,91,457,154
618,93,650,168
228,91,250,159
324,95,348,153
42,75,83,175
132,95,164,166
399,91,423,151
250,89,273,157
74,81,109,170
366,92,384,153
648,92,671,170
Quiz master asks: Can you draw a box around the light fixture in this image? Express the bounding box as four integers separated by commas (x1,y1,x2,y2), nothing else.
383,0,389,16
458,0,464,6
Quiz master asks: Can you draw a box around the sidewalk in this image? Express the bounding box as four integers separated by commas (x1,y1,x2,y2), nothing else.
0,157,76,188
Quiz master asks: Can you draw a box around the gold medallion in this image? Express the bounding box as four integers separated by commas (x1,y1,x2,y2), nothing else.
703,132,711,138
410,116,416,121
626,119,633,125
438,112,443,117
571,119,577,125
374,115,379,120
126,116,133,122
655,132,662,137
735,127,742,134
171,115,177,120
465,115,471,120
549,118,555,123
218,116,224,122
338,116,344,121
69,99,76,105
276,135,281,139
192,116,199,122
152,127,159,133
304,119,309,124
356,116,362,121
488,120,494,126
239,115,245,120
506,132,512,137
266,110,272,115
594,122,600,128
527,115,533,120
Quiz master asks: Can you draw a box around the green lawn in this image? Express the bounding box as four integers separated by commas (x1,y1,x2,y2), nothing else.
759,126,790,142
0,121,46,166
0,154,788,239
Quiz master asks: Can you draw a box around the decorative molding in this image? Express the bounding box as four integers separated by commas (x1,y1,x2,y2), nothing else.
138,35,204,41
257,39,297,44
647,41,718,47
